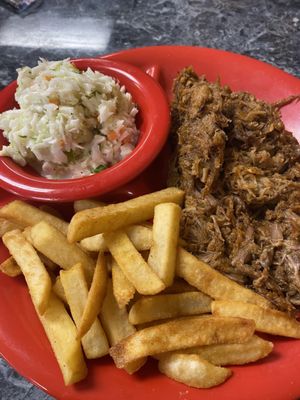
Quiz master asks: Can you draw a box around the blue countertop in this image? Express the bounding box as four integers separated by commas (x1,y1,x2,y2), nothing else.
0,0,299,399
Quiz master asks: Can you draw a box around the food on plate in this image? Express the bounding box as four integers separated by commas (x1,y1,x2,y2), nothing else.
0,256,21,277
30,220,95,283
169,67,300,312
0,59,139,179
100,279,147,374
60,262,109,358
77,252,108,339
128,292,212,324
176,248,271,308
1,188,298,390
103,230,165,295
2,229,52,314
212,300,300,338
0,200,68,234
109,315,255,368
0,217,23,237
67,187,185,242
79,224,153,253
111,257,136,308
157,353,232,388
73,199,106,213
166,334,273,366
147,202,181,286
39,292,88,385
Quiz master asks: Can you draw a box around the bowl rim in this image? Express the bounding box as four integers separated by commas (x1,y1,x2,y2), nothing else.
0,57,170,202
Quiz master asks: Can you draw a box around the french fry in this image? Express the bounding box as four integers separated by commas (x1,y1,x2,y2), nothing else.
176,248,270,308
148,203,181,286
60,263,109,359
128,292,212,325
0,217,24,237
30,221,95,284
2,229,52,314
109,315,255,368
100,280,146,374
80,224,153,253
74,199,106,212
104,230,165,295
212,300,300,338
0,256,22,277
77,252,108,339
0,200,68,235
38,292,88,385
67,187,185,242
112,258,136,308
181,335,273,365
158,353,232,388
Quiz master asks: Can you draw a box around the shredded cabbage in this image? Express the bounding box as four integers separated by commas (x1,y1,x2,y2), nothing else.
0,58,139,179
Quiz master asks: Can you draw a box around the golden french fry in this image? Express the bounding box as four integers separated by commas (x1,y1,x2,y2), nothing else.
182,335,273,365
176,248,270,308
60,263,109,359
100,280,146,374
30,221,95,284
0,256,22,277
112,258,135,309
0,217,24,237
128,292,212,325
77,252,108,339
74,199,106,212
53,276,68,304
104,230,165,295
39,292,88,385
212,300,300,338
68,187,185,242
2,229,51,314
80,224,153,253
0,200,68,235
148,203,181,286
158,353,232,388
109,315,255,368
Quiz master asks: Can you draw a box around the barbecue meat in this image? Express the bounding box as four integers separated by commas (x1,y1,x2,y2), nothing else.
169,67,300,313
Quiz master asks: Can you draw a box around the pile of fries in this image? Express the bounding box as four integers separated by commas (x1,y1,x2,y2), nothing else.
1,187,300,389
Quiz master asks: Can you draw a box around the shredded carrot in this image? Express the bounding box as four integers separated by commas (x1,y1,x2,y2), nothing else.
107,131,117,141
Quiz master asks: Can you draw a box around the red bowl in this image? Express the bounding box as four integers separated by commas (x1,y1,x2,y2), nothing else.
0,58,170,202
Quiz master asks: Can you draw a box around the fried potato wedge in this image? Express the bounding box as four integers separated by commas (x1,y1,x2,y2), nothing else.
0,256,22,277
39,292,88,385
0,200,68,234
30,221,95,284
171,334,273,365
53,276,68,304
60,263,109,359
109,315,255,368
68,187,184,242
80,224,153,253
0,217,24,237
158,353,232,388
104,230,165,295
112,258,136,308
161,278,197,294
176,248,270,308
148,203,181,286
212,300,300,338
77,252,108,339
74,199,106,212
100,280,146,374
2,229,51,314
128,292,212,325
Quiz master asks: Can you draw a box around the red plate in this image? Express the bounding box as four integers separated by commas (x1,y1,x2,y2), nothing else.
1,46,300,400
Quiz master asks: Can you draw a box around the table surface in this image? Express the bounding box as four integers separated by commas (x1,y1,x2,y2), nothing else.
0,0,299,399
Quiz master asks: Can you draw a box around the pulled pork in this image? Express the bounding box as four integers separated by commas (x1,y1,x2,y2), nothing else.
169,67,300,313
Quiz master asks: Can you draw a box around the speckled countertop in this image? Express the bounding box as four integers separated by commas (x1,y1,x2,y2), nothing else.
0,0,299,399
